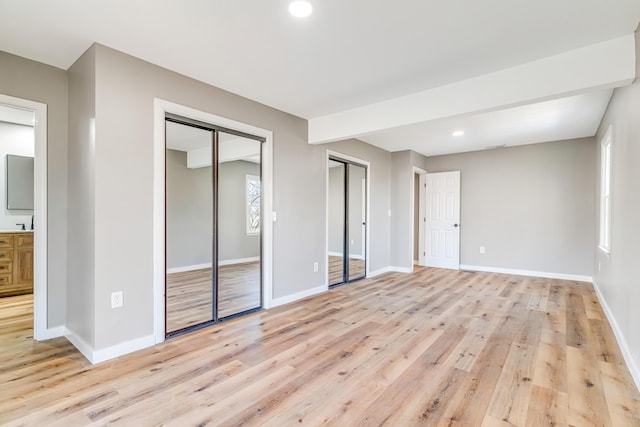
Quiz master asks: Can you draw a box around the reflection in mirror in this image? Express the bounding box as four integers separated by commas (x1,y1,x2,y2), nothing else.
348,164,366,281
217,132,262,318
165,120,213,333
328,160,345,285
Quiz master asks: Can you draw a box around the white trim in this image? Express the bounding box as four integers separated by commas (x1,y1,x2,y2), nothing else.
64,327,94,363
219,256,260,266
412,167,427,268
389,266,413,274
167,263,212,274
592,279,640,391
37,325,65,340
0,94,48,341
65,327,155,365
327,251,364,260
367,267,391,278
154,99,274,339
325,150,371,284
367,265,415,277
270,285,327,308
460,264,592,282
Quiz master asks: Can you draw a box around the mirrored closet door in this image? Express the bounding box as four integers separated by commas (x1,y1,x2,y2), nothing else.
328,157,367,287
165,116,263,336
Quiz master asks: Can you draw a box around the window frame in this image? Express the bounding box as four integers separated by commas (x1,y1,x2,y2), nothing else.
599,126,612,254
246,174,261,235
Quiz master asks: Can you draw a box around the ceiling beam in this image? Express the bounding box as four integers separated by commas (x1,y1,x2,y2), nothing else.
308,34,636,144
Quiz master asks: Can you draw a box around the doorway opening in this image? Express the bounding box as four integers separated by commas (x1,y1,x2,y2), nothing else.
327,155,368,287
0,94,48,341
165,115,264,337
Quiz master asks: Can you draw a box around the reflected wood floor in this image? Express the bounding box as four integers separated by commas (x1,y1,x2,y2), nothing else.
2,267,640,426
328,255,365,285
166,261,261,332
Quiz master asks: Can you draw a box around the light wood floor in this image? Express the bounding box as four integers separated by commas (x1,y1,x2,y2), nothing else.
166,261,261,332
2,267,640,426
328,255,365,285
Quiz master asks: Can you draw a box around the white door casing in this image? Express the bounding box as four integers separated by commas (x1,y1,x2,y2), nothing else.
425,171,460,269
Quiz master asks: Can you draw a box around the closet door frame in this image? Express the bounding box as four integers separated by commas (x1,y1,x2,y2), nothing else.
326,150,370,288
159,98,274,344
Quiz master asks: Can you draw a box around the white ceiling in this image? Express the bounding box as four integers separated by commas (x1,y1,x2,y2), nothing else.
1,0,639,156
361,90,614,156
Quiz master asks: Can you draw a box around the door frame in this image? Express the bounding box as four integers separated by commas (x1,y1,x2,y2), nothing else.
412,167,427,267
325,150,371,286
153,99,273,344
0,93,49,340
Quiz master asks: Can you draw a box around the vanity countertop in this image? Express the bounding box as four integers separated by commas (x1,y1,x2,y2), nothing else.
0,230,33,233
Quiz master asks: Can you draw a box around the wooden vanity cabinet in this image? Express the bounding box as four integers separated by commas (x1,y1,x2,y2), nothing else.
0,232,33,297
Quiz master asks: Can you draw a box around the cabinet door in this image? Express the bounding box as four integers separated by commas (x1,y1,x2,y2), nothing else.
14,247,33,288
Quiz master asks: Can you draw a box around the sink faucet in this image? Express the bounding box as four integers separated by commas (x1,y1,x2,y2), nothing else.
31,215,34,230
16,223,26,231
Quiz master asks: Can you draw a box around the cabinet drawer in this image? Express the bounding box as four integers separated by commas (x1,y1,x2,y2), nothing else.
0,234,14,248
16,234,33,248
0,262,12,274
0,274,12,286
0,250,13,261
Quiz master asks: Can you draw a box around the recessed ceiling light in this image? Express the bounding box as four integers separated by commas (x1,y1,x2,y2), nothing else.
452,130,465,137
289,1,313,18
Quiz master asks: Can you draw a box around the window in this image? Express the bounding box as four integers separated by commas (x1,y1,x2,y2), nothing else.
599,126,612,253
246,175,261,234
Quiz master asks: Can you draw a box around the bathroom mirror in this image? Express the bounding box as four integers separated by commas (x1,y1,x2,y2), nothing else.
6,154,34,210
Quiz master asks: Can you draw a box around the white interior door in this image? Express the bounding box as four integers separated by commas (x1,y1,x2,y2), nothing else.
424,171,460,269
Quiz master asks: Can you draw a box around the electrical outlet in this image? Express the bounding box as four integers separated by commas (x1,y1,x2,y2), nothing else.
479,246,485,254
313,262,318,273
111,291,123,308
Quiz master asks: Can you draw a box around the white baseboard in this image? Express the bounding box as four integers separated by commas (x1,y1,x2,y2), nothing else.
459,265,592,283
367,266,413,277
65,327,155,365
37,325,65,340
367,267,391,278
167,257,259,274
328,251,364,260
167,263,212,274
64,327,95,363
592,279,640,392
269,285,327,308
219,256,260,266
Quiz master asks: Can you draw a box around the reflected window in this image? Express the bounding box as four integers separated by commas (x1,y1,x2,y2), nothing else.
246,175,261,234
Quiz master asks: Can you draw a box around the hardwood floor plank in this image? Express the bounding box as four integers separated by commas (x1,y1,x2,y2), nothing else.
2,268,639,426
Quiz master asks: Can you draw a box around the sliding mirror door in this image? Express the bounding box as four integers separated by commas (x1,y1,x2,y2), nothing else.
328,157,367,287
348,164,366,281
165,117,264,336
328,160,346,286
217,132,262,319
165,120,214,333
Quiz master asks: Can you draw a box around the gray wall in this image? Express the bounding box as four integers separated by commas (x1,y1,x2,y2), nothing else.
0,50,68,327
390,150,429,270
219,160,260,262
82,44,339,349
165,149,212,270
425,138,596,276
593,28,640,378
67,46,96,344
